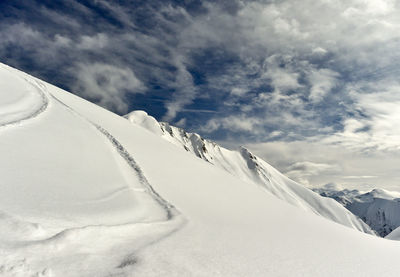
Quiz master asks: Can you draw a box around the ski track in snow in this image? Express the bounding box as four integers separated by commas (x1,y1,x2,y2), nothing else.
0,72,182,275
0,74,177,221
0,73,49,129
93,123,176,220
49,93,176,221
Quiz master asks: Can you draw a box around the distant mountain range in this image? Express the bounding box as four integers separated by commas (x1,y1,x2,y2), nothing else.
314,186,400,237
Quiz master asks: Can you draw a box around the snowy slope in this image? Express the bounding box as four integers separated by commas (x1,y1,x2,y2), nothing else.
315,186,400,237
125,110,373,234
2,63,400,276
0,63,181,276
386,226,400,240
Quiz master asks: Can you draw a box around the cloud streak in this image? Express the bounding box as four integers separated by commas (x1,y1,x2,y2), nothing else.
71,63,144,113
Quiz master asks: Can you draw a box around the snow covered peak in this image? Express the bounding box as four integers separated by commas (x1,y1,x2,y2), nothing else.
315,186,400,237
125,110,374,234
369,188,400,200
125,110,164,136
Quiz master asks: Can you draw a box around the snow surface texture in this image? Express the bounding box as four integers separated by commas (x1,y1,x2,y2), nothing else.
315,186,400,237
125,110,373,234
2,63,400,276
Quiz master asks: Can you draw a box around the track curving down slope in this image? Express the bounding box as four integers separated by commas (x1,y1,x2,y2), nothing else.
49,93,177,221
0,63,183,276
0,64,49,128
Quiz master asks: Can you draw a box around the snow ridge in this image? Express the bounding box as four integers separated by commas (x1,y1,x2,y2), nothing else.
125,111,374,234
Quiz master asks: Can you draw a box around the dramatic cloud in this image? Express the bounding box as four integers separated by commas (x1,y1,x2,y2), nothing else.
1,0,400,190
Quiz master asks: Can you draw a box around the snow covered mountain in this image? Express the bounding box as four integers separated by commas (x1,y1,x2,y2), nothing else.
3,62,400,276
315,186,400,237
125,110,373,234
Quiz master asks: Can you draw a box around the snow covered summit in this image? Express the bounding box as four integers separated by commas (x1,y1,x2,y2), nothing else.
125,110,373,234
2,63,400,276
315,186,400,237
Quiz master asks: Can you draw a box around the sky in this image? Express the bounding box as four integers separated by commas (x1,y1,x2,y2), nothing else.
1,0,400,191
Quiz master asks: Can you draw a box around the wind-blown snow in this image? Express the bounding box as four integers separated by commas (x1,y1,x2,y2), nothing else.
2,63,400,276
125,110,373,234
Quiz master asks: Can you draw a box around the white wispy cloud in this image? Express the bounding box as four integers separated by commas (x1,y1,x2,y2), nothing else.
162,55,197,121
201,114,263,134
324,81,400,152
285,161,340,186
71,63,145,113
308,68,339,103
